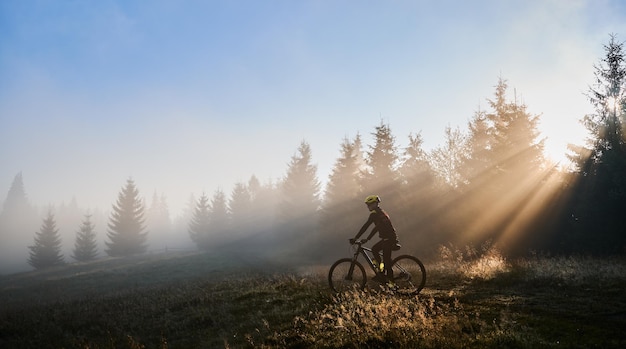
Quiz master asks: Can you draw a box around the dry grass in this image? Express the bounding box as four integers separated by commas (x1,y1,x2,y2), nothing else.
1,248,625,348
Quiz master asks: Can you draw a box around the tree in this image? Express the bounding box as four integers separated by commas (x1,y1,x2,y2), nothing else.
430,125,469,190
565,34,626,254
188,193,211,250
278,140,321,224
1,172,39,273
72,214,98,262
1,172,29,216
28,210,65,269
229,182,252,237
147,191,172,250
323,135,363,207
431,78,547,252
277,140,321,260
208,189,230,242
319,135,365,258
396,132,440,249
361,121,400,195
105,178,148,256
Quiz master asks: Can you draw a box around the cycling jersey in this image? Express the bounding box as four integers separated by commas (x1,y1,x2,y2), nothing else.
355,207,397,241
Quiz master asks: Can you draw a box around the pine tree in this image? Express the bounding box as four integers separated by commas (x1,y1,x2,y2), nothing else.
565,34,626,254
189,193,211,250
105,178,148,256
72,214,98,262
462,109,492,189
28,210,65,269
147,191,172,250
430,125,468,190
209,189,230,242
452,78,546,251
279,140,321,223
319,136,365,258
1,172,39,273
486,79,545,180
396,132,439,245
1,172,29,215
247,175,278,235
324,136,363,206
229,182,252,236
361,121,400,195
277,141,321,259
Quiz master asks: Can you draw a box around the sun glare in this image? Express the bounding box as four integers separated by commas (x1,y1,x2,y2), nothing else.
606,96,621,114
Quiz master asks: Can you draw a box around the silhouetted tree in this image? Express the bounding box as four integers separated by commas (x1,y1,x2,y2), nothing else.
437,78,546,252
279,140,321,224
208,189,230,242
319,135,364,259
360,121,401,213
1,172,39,273
430,125,468,190
1,172,29,216
229,182,252,237
565,34,626,254
105,178,148,256
189,193,211,250
28,210,64,269
462,109,492,190
72,214,98,262
147,191,172,250
277,141,321,260
247,175,278,235
396,132,440,250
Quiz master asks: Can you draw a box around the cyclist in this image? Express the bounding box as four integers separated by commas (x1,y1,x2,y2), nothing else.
350,195,400,283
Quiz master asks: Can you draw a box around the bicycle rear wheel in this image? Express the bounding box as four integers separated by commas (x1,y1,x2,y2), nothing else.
328,258,367,292
391,255,426,296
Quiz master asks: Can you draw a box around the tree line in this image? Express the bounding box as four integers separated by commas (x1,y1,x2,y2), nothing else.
1,34,625,271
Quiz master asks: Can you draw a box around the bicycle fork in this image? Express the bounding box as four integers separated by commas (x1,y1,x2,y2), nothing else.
344,248,362,281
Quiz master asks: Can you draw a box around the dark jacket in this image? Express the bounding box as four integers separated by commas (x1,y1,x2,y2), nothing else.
355,207,397,240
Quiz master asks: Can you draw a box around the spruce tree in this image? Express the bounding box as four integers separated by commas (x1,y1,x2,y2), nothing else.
28,210,65,269
565,34,626,254
189,193,211,250
430,125,468,190
453,78,546,251
105,178,148,256
360,121,401,212
229,182,252,236
147,191,172,250
279,140,321,223
1,172,38,273
209,189,230,242
277,141,321,259
72,214,98,262
319,136,364,257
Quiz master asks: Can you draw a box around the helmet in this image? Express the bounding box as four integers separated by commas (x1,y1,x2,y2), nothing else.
364,195,381,204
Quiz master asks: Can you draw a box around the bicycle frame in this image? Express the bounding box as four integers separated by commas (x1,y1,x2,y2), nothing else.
350,241,380,275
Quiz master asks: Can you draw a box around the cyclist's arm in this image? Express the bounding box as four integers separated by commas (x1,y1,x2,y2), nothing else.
365,226,379,241
353,214,374,240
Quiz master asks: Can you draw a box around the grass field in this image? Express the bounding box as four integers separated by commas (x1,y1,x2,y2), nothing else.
1,248,625,348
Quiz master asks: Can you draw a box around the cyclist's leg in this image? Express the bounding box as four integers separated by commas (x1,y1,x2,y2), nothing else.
382,240,394,279
371,240,384,272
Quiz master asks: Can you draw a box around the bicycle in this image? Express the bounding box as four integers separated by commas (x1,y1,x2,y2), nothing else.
328,239,426,295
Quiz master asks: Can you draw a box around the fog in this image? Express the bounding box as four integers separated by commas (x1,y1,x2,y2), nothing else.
3,1,626,273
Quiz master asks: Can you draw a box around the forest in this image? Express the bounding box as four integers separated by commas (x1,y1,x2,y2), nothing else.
1,35,625,274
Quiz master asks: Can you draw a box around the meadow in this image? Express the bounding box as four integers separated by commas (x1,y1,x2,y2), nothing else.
1,247,625,348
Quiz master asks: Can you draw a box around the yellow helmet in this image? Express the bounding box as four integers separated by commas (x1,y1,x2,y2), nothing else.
364,195,381,204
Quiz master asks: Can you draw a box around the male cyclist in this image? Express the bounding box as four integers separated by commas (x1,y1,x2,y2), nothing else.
350,195,400,283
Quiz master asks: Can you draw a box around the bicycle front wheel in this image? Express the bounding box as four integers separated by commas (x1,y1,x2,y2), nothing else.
391,255,426,296
328,258,367,292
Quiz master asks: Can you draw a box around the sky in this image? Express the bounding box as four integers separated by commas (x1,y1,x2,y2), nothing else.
1,0,626,217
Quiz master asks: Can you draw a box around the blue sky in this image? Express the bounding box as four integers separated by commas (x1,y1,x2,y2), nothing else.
1,0,626,216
